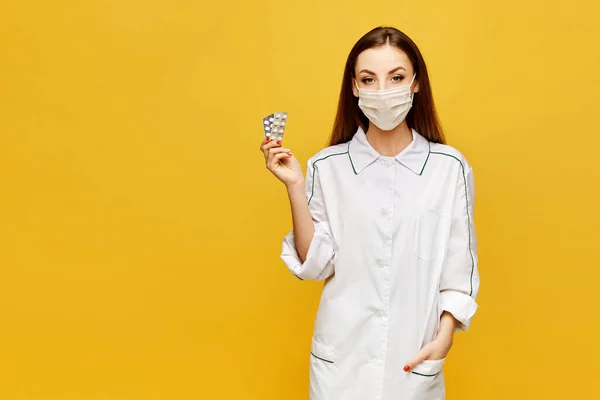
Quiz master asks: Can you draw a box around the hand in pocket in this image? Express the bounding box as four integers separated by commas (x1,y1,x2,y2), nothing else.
403,335,453,372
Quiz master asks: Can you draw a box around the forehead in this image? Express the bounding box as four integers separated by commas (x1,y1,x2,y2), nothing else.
355,45,413,74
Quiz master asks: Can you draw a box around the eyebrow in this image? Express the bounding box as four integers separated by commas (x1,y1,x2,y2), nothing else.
358,66,406,75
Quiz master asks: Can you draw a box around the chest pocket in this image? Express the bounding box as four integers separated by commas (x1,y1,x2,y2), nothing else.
412,209,450,263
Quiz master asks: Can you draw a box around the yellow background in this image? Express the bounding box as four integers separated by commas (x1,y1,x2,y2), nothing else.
1,0,598,398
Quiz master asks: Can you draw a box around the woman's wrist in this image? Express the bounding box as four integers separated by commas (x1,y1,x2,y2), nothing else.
437,311,457,342
286,179,305,193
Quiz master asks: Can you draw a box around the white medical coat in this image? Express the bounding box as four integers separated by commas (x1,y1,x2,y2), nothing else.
280,126,480,400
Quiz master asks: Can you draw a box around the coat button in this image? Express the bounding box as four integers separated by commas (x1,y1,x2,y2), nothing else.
380,209,389,216
376,259,385,268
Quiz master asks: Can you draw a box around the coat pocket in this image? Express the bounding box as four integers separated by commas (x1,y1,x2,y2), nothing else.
309,337,336,400
411,357,445,377
409,358,446,399
412,209,450,263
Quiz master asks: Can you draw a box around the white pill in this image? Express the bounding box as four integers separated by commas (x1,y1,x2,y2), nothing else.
275,114,280,118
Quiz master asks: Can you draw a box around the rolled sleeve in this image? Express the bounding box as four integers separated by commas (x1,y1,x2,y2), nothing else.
440,165,480,332
280,157,335,281
281,221,335,281
440,289,478,332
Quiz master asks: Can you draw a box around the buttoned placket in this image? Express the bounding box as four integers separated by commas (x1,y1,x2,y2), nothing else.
372,156,396,400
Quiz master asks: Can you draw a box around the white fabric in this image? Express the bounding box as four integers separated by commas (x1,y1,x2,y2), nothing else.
280,126,480,400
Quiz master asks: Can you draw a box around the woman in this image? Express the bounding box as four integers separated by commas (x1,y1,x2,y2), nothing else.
259,26,480,400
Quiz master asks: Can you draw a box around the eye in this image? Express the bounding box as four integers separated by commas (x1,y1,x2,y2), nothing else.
361,77,375,84
391,75,405,82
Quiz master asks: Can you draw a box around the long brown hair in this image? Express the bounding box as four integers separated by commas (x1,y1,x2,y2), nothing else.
329,26,445,146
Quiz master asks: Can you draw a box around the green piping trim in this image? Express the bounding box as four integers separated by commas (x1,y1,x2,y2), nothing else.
347,141,357,175
418,140,431,175
429,151,475,296
310,352,334,364
307,150,350,206
411,370,440,377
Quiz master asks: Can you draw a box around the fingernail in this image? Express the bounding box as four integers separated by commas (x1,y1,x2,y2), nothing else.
277,141,281,145
403,365,410,372
266,137,270,142
288,153,292,157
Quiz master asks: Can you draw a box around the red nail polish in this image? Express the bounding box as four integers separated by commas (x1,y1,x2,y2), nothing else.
403,365,410,372
266,137,270,142
277,141,281,145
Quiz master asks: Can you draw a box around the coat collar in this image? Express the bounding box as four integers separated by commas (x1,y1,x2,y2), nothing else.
348,126,431,175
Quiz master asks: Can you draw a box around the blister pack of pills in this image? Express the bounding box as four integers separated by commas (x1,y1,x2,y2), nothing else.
262,111,288,140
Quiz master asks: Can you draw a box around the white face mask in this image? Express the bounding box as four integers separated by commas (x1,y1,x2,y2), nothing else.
354,73,416,131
